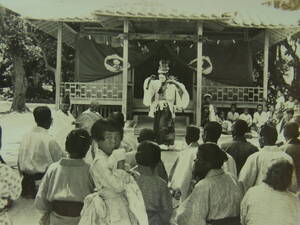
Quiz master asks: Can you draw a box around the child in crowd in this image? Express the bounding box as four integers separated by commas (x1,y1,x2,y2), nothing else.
0,162,22,225
169,125,200,202
18,106,65,198
202,121,237,177
266,104,276,126
217,110,232,134
275,90,285,111
131,141,173,225
227,103,239,123
136,128,168,182
285,96,295,110
35,129,94,225
79,119,148,225
239,108,253,129
204,94,217,122
109,111,137,153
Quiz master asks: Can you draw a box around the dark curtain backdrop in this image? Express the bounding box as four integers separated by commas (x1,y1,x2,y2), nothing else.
76,37,254,88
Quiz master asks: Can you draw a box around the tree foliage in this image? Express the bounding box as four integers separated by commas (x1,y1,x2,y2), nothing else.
0,9,75,111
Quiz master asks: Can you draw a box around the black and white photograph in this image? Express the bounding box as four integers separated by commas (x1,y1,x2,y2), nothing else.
0,0,300,225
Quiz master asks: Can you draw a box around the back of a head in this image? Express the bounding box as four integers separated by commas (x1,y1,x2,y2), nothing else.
90,100,99,106
138,128,157,143
65,129,91,158
232,120,248,137
283,122,299,140
136,141,161,169
204,121,222,142
197,143,228,169
91,118,123,141
109,111,125,128
286,109,295,116
186,125,200,143
33,106,51,127
264,160,293,191
259,124,278,145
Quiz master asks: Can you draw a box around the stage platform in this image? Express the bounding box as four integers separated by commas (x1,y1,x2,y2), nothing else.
133,115,189,136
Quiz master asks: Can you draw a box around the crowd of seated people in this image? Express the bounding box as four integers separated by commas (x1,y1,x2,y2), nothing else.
0,98,300,225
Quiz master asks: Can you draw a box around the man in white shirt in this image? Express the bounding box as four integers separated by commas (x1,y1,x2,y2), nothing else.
239,108,253,129
51,95,76,150
82,100,101,117
202,121,237,177
18,106,65,198
239,124,293,193
253,104,268,131
227,103,239,123
169,125,200,202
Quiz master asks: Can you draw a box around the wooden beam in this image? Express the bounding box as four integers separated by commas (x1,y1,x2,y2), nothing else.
55,22,63,110
74,34,80,82
196,23,203,126
263,30,269,105
123,33,197,41
63,23,77,35
122,20,129,121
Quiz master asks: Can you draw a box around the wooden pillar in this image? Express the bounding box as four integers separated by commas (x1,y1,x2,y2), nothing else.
55,22,63,110
196,23,203,126
263,30,269,105
122,20,129,121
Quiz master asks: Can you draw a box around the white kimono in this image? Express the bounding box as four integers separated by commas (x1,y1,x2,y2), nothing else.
0,163,22,225
79,149,148,225
143,77,189,118
169,144,198,202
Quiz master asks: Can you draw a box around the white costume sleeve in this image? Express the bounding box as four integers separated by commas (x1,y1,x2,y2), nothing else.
176,82,190,109
143,77,160,107
143,77,153,107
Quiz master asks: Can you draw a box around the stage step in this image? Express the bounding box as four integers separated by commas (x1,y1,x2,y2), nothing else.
133,115,188,136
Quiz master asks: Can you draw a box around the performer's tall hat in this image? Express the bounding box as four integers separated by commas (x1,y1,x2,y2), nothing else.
158,59,170,74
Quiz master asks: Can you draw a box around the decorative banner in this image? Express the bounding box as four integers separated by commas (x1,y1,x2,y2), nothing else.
187,56,213,75
104,54,130,73
76,37,254,87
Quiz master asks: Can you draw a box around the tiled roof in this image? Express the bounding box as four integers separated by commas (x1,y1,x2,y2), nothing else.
0,0,299,28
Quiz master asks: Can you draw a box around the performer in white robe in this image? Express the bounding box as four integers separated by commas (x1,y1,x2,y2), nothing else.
143,60,189,146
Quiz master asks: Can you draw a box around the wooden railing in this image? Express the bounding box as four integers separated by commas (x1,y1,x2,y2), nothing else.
61,82,123,105
202,86,264,105
61,82,264,110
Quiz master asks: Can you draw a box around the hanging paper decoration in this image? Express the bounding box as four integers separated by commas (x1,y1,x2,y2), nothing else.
175,46,180,55
141,45,149,54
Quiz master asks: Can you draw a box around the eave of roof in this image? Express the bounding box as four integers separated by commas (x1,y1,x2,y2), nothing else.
0,0,299,29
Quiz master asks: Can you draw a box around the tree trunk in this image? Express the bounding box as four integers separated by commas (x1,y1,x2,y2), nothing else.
10,56,29,112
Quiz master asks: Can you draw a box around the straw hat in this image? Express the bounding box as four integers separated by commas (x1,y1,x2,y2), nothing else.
204,93,212,99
